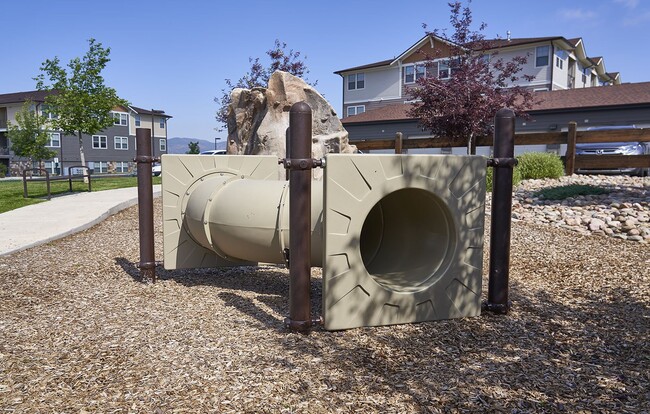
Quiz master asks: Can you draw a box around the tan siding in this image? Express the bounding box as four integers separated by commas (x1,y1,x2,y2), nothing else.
402,41,453,64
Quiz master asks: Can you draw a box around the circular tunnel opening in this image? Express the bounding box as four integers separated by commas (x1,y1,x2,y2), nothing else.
360,188,457,293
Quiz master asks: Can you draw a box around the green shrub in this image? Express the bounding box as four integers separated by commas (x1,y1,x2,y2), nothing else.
534,184,609,200
0,164,7,178
516,152,564,180
486,165,522,191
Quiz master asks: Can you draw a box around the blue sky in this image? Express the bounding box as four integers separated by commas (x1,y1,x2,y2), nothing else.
2,0,648,141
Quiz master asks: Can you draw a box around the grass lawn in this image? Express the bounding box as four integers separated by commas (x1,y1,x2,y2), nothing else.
0,175,162,214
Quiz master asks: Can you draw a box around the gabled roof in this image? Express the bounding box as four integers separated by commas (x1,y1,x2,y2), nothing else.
342,82,650,125
483,36,566,49
390,34,460,65
334,59,394,75
130,106,173,118
607,72,620,83
335,35,595,75
568,37,582,47
0,90,172,118
0,90,50,105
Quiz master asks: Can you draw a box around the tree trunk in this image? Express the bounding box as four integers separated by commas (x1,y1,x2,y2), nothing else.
78,131,89,183
467,133,477,155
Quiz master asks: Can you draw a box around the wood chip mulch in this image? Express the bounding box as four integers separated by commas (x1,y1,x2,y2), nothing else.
1,199,648,413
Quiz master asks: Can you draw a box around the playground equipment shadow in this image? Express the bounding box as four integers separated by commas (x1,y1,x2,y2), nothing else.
1,198,648,412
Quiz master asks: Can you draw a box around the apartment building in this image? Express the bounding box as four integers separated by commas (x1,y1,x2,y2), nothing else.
0,90,171,176
335,34,621,119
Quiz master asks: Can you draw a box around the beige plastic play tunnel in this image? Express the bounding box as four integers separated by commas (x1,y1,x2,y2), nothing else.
162,154,487,330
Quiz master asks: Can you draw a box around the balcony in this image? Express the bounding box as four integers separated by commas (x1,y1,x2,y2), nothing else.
568,75,576,89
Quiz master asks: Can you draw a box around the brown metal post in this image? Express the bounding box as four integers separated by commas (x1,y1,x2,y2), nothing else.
484,108,516,314
285,128,291,181
284,102,314,332
135,128,156,282
565,122,577,175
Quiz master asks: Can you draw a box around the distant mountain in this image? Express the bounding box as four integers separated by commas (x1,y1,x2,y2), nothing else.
167,137,227,154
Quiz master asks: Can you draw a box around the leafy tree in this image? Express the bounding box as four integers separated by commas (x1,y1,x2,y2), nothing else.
187,141,200,154
215,39,315,128
34,38,127,177
408,1,535,154
7,101,57,169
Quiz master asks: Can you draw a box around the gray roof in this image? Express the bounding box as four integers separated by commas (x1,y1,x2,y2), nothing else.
0,90,172,118
0,90,51,105
130,106,172,118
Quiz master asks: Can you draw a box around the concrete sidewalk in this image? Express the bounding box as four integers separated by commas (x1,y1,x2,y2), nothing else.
0,185,161,256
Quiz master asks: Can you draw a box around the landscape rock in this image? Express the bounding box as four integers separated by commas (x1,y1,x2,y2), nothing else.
488,174,649,244
226,71,356,179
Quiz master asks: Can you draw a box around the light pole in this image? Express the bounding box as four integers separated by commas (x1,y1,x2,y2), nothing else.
214,137,221,150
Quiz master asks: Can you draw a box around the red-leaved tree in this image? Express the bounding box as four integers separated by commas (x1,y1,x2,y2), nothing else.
215,40,315,129
408,1,535,154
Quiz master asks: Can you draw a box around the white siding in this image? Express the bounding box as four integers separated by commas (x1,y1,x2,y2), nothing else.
493,46,551,89
342,66,401,104
552,49,569,90
6,104,22,125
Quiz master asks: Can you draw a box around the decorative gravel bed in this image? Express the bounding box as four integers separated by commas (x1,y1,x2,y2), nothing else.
504,175,649,243
1,178,649,413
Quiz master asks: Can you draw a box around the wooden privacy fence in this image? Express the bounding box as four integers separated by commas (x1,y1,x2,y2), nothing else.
354,122,650,175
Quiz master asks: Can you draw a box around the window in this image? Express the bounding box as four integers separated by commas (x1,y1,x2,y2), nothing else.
47,132,60,147
112,112,128,126
42,161,59,174
449,58,462,77
347,73,365,90
41,105,58,120
94,161,107,174
159,139,167,152
403,66,415,83
404,65,426,84
114,136,128,150
438,60,450,79
416,65,425,81
92,135,107,149
346,105,365,117
159,118,165,129
114,161,129,173
135,115,141,127
555,56,563,69
536,46,550,67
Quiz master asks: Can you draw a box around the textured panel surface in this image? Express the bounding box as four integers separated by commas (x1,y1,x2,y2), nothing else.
323,154,487,330
162,155,279,269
